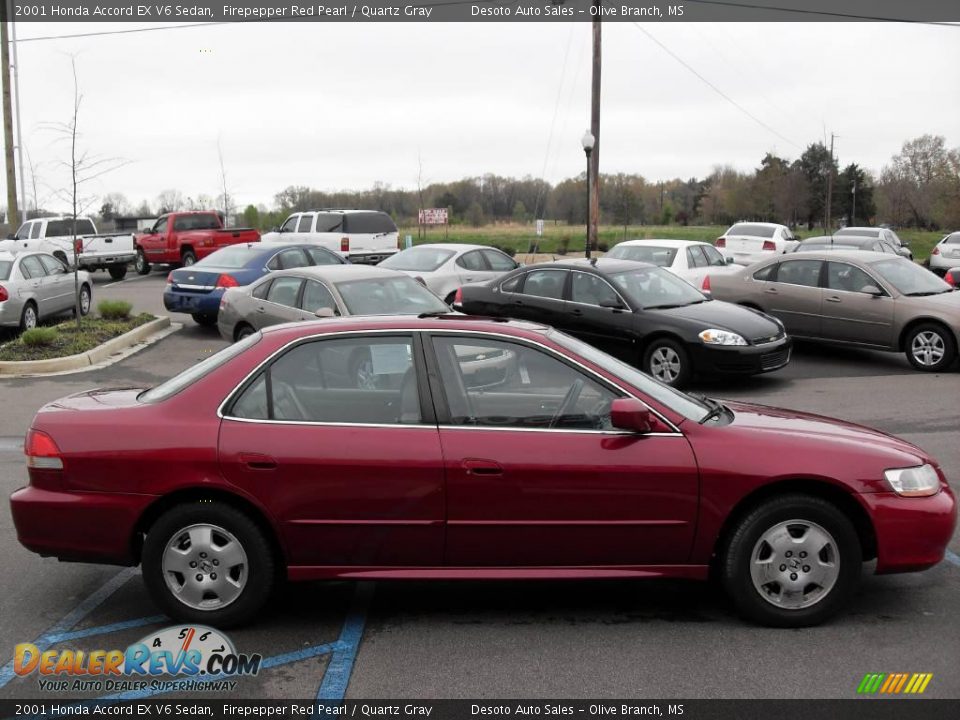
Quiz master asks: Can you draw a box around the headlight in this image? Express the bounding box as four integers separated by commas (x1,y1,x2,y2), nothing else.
699,329,748,346
884,464,940,497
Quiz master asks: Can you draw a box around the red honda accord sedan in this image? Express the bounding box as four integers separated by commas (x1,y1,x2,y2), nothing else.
10,316,957,627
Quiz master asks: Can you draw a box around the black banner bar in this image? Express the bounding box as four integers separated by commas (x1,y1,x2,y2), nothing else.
5,0,960,23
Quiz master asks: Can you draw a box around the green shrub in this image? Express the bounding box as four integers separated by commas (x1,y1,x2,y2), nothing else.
21,327,58,347
98,300,133,320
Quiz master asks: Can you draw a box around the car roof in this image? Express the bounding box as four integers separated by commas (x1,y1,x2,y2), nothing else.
295,209,390,215
400,243,489,252
532,258,656,273
266,264,406,281
258,314,552,341
728,222,785,228
798,235,874,245
835,227,881,235
774,250,894,263
613,239,709,249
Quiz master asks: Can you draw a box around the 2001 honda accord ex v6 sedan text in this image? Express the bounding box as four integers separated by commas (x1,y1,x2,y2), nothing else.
10,316,957,628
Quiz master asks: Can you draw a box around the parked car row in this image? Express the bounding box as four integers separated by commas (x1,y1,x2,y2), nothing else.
0,250,92,330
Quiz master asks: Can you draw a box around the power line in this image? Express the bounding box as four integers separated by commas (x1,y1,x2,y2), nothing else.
631,23,801,149
15,22,232,43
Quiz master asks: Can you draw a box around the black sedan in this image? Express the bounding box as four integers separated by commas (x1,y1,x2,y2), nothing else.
455,258,791,386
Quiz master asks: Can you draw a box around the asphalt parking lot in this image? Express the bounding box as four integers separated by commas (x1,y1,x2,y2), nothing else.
0,269,958,700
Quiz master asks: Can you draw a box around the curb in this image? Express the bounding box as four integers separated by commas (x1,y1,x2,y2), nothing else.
0,316,173,377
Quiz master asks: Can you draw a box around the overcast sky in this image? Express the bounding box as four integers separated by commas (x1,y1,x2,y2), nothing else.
4,20,959,214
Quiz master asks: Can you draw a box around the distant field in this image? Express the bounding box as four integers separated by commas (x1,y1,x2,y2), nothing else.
399,223,945,262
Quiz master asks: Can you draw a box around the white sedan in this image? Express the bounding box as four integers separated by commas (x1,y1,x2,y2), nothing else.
715,222,800,265
379,243,520,305
604,239,741,291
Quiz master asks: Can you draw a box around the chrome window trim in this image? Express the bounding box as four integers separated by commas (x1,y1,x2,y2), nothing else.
216,327,684,436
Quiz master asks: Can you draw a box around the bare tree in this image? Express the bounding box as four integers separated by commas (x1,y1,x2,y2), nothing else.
217,136,234,223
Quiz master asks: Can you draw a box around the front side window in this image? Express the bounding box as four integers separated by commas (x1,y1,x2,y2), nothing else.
775,260,822,288
228,336,421,424
432,336,617,430
570,272,622,307
826,262,879,294
481,249,517,271
14,222,30,239
279,215,299,233
265,277,304,308
300,280,339,314
520,269,567,299
152,217,169,234
456,251,487,272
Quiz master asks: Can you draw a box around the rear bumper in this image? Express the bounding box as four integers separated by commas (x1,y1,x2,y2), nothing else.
163,288,224,317
689,337,792,376
720,249,780,266
0,299,26,327
862,486,957,573
10,485,156,566
347,251,398,265
928,253,959,271
78,253,135,268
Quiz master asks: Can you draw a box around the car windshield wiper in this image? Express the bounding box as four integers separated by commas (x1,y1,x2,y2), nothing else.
691,393,728,424
644,303,686,310
903,291,942,296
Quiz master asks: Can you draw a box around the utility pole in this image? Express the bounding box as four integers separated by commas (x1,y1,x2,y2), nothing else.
1,9,19,228
11,15,25,219
588,7,601,253
851,178,857,226
824,132,835,233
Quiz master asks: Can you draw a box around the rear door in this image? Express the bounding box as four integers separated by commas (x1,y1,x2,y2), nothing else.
761,259,824,337
506,268,569,327
820,261,895,347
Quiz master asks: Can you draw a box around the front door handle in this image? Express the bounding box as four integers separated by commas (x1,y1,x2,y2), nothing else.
765,287,779,294
570,308,583,317
825,296,841,303
256,306,266,314
240,453,277,470
462,458,503,476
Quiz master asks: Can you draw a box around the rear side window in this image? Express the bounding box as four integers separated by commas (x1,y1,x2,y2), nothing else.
251,280,271,300
265,277,304,308
944,233,960,245
39,255,66,274
500,275,522,293
314,213,344,233
776,260,823,288
753,264,777,281
29,222,42,239
728,224,777,238
306,247,344,265
0,260,11,280
296,214,314,233
21,255,46,278
702,245,727,267
268,248,309,271
686,246,708,269
344,212,396,234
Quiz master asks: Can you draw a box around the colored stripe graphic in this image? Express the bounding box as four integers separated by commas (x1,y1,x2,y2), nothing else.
857,672,933,694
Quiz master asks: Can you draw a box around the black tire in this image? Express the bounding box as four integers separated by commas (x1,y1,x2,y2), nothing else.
78,284,92,316
904,322,956,372
108,263,128,281
19,302,38,332
192,313,217,327
235,323,255,342
181,250,197,267
642,337,691,387
141,501,275,627
720,494,862,628
135,249,151,275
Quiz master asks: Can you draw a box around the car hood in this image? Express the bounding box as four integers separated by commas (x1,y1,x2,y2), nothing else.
651,300,782,342
900,288,960,311
721,399,927,464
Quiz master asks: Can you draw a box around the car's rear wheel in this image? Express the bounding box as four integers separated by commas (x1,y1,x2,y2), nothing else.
142,502,275,627
108,263,128,281
192,313,217,327
135,249,151,275
643,338,691,387
181,250,197,267
905,323,955,372
721,494,861,627
78,284,91,316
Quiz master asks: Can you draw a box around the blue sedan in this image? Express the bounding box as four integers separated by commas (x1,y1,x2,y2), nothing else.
163,243,346,325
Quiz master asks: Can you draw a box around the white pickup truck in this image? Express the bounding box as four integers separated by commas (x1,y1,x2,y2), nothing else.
1,216,136,280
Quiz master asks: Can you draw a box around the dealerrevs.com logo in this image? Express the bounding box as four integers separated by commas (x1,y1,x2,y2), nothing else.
857,672,934,695
14,625,261,693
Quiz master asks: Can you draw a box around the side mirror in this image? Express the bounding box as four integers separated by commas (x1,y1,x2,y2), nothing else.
610,398,654,433
314,306,335,318
860,284,883,297
599,299,625,310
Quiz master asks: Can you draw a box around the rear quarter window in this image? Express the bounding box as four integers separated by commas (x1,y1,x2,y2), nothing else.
344,212,397,234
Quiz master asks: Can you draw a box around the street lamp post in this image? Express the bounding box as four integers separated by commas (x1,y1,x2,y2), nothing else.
581,130,595,259
851,179,857,225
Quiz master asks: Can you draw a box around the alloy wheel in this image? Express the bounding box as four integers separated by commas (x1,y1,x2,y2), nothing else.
649,346,682,383
910,331,945,367
749,519,839,610
161,523,248,610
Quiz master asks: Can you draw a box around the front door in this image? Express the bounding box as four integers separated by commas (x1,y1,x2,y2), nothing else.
140,217,168,261
218,333,444,567
565,270,636,361
820,261,895,347
257,276,305,329
426,333,699,567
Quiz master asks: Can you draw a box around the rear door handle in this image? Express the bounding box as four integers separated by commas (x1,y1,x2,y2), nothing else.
240,453,277,470
462,458,504,476
256,306,266,314
765,287,779,294
825,296,841,303
570,308,583,316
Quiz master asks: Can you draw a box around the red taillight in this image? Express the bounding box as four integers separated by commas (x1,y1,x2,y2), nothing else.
340,237,350,253
715,238,726,248
762,240,776,251
946,271,957,287
931,247,940,255
0,284,7,302
25,429,63,470
74,239,83,255
216,274,239,288
701,275,712,293
452,287,463,307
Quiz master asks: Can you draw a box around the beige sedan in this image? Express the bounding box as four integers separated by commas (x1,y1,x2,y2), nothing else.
707,251,960,372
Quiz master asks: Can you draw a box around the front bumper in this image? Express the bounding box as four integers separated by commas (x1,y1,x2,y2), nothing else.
10,485,156,566
163,288,225,317
690,336,792,376
861,485,957,574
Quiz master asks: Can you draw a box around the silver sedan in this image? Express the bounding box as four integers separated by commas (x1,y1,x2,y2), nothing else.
378,243,520,305
0,251,92,331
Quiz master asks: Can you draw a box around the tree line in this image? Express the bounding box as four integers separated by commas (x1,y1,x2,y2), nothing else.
87,134,959,233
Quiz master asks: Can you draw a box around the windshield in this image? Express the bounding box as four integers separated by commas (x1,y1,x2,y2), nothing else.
605,244,677,266
871,259,952,296
139,332,262,403
0,260,11,280
835,229,878,238
380,247,455,272
547,329,709,422
336,276,450,315
609,266,707,308
197,245,263,269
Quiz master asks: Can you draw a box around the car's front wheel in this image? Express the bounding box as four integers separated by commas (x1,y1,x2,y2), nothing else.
643,338,690,387
721,494,861,627
142,502,275,627
905,323,955,372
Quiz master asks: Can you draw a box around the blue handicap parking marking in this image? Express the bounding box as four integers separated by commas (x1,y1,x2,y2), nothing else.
317,582,375,701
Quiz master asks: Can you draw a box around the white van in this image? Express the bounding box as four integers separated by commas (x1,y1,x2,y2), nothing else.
261,210,399,264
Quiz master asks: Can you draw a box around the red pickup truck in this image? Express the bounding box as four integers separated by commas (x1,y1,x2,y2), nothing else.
134,211,260,274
